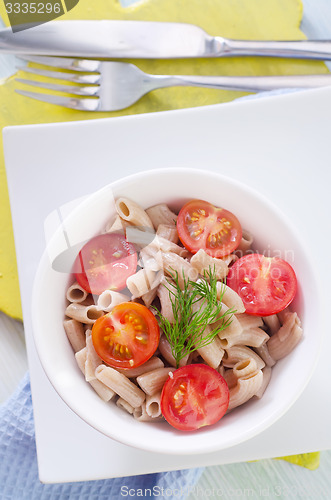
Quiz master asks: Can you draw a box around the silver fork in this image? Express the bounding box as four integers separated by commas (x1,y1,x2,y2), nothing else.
15,55,331,112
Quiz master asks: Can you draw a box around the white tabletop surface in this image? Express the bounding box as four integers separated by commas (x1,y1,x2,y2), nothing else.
1,0,331,497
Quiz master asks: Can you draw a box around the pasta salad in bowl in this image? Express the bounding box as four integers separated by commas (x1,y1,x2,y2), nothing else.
32,168,322,454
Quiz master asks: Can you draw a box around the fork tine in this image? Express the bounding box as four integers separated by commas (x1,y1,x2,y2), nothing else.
15,89,100,111
15,78,100,96
16,65,101,84
18,55,101,72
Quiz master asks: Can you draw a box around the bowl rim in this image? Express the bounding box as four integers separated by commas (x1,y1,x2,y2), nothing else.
31,167,324,455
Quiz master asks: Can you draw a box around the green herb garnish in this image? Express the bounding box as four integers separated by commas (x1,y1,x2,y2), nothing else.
155,266,235,368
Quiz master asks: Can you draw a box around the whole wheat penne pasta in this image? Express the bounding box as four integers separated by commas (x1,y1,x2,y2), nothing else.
255,366,272,399
85,331,103,382
66,281,88,304
233,358,258,379
95,365,145,408
236,229,253,254
158,335,189,368
196,326,224,369
146,203,178,228
190,249,229,281
223,368,237,389
156,224,179,243
161,252,198,288
216,282,245,313
221,253,239,266
145,392,162,418
117,356,164,378
126,268,162,298
65,303,104,324
103,214,129,235
63,319,86,353
75,348,115,401
254,343,276,367
267,313,303,361
145,236,189,258
141,287,158,308
116,397,134,415
125,225,156,249
156,281,175,323
212,303,242,342
236,313,264,330
220,328,269,349
223,345,265,370
228,370,263,411
263,314,281,335
133,403,164,422
115,197,154,229
136,367,176,396
97,290,129,312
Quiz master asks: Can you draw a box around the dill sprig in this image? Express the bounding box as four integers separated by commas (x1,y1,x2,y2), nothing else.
155,266,235,368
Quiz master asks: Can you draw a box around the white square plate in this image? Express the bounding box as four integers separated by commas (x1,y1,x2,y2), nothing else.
3,87,331,483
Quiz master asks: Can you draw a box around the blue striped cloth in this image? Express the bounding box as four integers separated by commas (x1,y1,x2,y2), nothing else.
0,373,204,500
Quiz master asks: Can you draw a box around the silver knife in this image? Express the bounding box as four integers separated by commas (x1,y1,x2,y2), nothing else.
1,20,331,59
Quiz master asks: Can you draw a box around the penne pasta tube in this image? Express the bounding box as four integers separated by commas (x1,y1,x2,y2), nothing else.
136,367,176,396
216,282,245,313
141,287,158,308
161,252,198,288
75,348,115,401
233,358,258,379
190,249,229,281
65,303,104,324
263,314,281,335
236,229,253,254
236,313,264,330
63,319,86,353
221,253,238,266
85,331,103,382
255,366,272,399
66,281,88,304
156,224,179,243
223,345,265,370
116,397,134,415
146,203,178,229
223,368,237,389
145,392,162,418
103,214,129,235
196,327,224,369
220,328,269,349
126,268,162,298
95,365,145,408
133,403,164,422
145,235,189,258
228,369,264,411
97,290,129,312
115,197,154,229
158,335,189,368
117,356,164,378
254,343,276,367
156,281,175,324
267,313,303,361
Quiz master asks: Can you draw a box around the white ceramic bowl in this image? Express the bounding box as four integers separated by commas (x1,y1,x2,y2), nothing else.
32,168,323,455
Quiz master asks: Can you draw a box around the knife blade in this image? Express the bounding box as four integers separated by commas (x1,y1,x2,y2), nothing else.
1,20,331,60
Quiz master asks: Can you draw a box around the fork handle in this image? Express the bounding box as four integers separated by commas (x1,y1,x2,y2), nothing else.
152,74,331,92
218,38,331,60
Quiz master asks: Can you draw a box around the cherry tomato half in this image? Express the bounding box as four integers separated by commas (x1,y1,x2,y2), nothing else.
160,364,229,431
177,200,242,258
226,253,297,316
92,302,160,369
73,233,137,295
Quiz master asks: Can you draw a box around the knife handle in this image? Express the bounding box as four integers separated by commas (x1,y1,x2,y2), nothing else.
216,38,331,60
153,74,331,93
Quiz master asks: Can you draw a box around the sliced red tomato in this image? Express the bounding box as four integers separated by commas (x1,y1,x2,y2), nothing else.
226,253,297,316
160,364,229,431
177,200,242,258
92,302,160,369
73,233,137,295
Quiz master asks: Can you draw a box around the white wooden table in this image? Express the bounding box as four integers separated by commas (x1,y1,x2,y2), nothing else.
1,1,331,497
